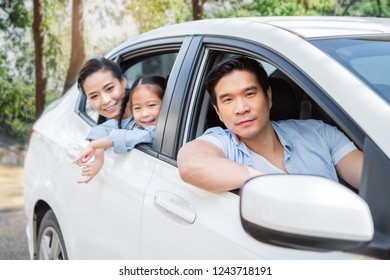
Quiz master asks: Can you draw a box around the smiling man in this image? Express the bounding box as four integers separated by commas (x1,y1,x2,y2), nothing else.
177,56,363,192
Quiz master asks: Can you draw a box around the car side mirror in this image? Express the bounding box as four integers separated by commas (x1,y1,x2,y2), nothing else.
240,175,374,252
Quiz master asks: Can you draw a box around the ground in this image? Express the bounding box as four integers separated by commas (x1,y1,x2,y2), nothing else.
0,134,29,259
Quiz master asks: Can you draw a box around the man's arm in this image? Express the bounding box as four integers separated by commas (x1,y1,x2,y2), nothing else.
335,149,364,190
177,139,263,192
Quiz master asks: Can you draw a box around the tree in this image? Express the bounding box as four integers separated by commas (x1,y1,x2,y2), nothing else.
191,0,207,20
33,0,46,118
63,0,85,94
128,0,191,33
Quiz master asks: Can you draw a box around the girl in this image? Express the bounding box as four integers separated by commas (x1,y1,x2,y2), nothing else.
74,75,167,183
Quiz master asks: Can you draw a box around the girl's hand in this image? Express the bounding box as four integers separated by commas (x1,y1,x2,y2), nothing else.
74,145,96,165
77,156,104,184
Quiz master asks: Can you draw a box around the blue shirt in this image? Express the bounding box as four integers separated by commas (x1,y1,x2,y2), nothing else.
198,119,357,182
86,117,154,154
109,125,155,154
86,117,137,141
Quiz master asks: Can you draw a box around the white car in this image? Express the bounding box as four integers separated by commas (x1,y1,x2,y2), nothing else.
24,16,390,260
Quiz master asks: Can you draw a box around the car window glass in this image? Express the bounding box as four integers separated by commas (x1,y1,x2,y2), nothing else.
310,37,390,104
200,53,284,134
85,99,99,122
221,53,276,75
198,51,365,192
123,53,178,87
80,52,178,124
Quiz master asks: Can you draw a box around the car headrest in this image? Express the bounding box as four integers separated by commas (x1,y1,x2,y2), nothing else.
269,77,300,121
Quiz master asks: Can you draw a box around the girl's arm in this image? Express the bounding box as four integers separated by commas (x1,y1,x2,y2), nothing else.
109,126,155,154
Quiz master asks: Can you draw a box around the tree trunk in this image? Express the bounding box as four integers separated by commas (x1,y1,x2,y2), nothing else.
62,0,85,94
303,0,310,12
191,0,207,20
32,0,46,118
342,0,358,15
376,0,382,16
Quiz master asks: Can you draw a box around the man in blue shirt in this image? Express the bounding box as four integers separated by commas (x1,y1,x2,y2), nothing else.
177,56,363,192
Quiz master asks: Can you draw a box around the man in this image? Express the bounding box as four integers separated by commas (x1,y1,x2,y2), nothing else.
177,56,363,192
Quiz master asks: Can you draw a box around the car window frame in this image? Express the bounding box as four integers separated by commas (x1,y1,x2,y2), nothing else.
161,35,367,165
162,36,390,256
74,36,192,157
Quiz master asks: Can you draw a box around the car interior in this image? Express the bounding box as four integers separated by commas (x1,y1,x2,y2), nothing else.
199,53,358,193
202,54,332,131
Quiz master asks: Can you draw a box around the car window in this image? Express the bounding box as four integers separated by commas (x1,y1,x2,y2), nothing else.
310,37,390,104
186,49,365,191
198,53,297,136
123,53,178,88
78,51,179,125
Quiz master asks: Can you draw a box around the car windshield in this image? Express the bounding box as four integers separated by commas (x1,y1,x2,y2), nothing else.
310,36,390,104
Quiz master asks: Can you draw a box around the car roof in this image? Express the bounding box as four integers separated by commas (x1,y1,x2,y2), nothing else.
132,16,390,41
246,16,390,37
108,16,390,55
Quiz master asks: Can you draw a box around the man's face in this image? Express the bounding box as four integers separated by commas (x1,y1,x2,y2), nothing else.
213,70,272,141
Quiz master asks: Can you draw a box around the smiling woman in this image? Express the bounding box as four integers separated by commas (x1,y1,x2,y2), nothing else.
82,70,126,119
77,57,130,121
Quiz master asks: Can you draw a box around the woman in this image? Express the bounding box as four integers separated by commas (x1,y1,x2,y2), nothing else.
76,57,135,183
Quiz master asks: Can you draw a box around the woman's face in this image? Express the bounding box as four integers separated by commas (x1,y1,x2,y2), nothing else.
131,85,162,129
82,70,128,120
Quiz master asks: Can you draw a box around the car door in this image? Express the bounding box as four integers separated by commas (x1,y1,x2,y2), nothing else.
139,36,380,259
62,39,186,259
139,37,265,258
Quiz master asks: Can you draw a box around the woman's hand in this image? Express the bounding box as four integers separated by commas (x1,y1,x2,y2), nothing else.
74,144,96,165
76,149,104,184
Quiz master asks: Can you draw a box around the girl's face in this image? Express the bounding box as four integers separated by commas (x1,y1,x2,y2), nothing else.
131,85,163,129
82,70,129,120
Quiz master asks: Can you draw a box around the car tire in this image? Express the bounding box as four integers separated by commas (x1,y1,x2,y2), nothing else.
37,210,68,260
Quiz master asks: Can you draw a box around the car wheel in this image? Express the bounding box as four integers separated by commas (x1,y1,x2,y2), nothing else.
37,210,68,260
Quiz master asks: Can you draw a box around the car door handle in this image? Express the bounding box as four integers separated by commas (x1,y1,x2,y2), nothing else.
154,192,196,224
66,143,84,159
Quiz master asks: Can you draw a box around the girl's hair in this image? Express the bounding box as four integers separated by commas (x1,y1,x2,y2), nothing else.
77,57,123,96
118,75,167,128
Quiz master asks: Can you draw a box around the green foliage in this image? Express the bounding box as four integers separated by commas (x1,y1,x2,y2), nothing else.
128,0,192,33
207,0,390,17
0,77,35,143
0,2,36,143
0,0,32,30
42,0,69,93
339,0,390,17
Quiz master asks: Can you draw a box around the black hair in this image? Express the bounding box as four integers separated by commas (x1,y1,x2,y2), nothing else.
77,57,123,96
205,56,269,107
117,75,167,128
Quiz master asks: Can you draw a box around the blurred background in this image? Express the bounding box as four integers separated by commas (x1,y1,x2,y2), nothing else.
0,0,389,259
1,0,390,146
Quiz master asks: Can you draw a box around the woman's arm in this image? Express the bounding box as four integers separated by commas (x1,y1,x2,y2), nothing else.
74,136,112,164
77,149,105,184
